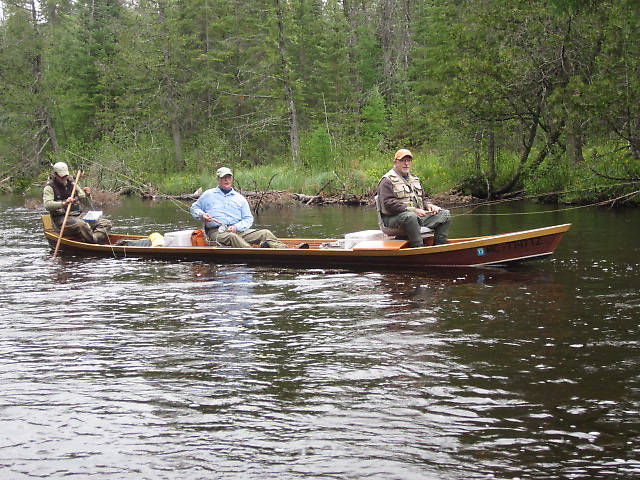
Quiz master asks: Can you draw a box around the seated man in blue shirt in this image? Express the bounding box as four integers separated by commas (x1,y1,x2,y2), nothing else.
190,167,290,248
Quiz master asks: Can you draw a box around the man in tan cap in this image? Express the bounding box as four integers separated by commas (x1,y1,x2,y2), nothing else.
42,162,112,243
190,166,298,248
376,149,450,247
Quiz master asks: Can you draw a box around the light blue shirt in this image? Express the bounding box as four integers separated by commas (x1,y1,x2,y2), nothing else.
190,187,254,232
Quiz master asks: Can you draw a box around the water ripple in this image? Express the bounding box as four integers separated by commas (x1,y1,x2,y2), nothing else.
0,199,638,479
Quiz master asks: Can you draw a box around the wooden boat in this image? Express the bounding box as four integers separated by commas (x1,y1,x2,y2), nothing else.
42,215,571,269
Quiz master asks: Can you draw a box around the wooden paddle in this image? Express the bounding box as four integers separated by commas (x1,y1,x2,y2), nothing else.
52,169,82,259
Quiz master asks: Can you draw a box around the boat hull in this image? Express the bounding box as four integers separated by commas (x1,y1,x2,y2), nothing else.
42,216,571,269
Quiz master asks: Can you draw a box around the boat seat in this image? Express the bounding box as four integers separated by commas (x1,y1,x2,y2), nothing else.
42,214,53,230
352,239,409,250
374,194,433,241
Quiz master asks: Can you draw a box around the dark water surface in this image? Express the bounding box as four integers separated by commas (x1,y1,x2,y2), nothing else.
1,195,638,479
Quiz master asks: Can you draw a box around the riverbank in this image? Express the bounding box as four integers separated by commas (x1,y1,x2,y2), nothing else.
8,141,639,211
25,184,638,216
23,181,479,213
161,187,479,210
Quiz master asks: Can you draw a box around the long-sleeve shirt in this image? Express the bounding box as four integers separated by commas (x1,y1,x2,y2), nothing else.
42,180,91,215
377,176,428,215
189,187,254,232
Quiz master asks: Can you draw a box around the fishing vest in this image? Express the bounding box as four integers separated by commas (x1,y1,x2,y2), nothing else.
379,169,425,214
47,177,81,217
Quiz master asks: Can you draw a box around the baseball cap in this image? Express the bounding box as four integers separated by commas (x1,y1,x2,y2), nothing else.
216,167,233,177
53,162,70,177
394,149,413,161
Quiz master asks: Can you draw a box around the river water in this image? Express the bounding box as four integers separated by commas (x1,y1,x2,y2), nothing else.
1,194,638,479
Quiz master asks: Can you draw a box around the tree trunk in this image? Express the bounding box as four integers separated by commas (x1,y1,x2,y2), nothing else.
28,0,58,166
342,0,361,136
379,0,395,81
494,98,542,196
274,0,299,165
566,128,585,164
157,0,184,170
40,106,59,152
400,0,411,72
487,127,496,199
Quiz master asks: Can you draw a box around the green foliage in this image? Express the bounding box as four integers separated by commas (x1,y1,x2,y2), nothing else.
233,164,293,193
408,151,461,196
299,126,336,170
522,158,571,197
355,24,382,92
183,128,233,174
153,172,203,195
360,88,387,147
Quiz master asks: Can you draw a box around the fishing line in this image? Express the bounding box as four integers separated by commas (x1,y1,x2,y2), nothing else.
451,194,638,217
448,181,640,217
64,150,193,216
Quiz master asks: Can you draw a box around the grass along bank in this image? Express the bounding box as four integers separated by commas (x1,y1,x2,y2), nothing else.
18,140,640,208
150,150,639,208
151,150,463,200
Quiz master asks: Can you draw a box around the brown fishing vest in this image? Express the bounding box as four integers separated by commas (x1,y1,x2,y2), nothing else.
380,168,424,214
47,177,80,217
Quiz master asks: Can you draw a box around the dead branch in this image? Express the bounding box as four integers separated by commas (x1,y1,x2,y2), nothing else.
306,179,333,205
254,173,278,216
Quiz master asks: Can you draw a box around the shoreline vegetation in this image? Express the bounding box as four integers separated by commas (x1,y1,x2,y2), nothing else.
19,150,638,213
13,143,640,212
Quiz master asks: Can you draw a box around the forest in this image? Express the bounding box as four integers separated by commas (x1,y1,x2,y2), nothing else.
0,0,639,204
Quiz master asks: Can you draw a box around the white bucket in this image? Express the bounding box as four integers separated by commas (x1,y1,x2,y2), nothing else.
164,229,195,247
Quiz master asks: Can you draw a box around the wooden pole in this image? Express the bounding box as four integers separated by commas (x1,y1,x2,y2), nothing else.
52,169,82,259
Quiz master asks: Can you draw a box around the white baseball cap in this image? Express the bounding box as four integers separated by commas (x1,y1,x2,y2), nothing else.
216,167,233,177
53,162,70,177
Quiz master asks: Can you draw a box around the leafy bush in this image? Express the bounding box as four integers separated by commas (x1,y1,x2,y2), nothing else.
523,158,571,200
183,128,232,173
360,88,387,146
299,126,336,170
154,173,202,195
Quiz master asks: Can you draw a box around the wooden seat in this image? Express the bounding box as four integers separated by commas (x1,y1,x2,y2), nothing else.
42,214,53,230
352,239,409,250
373,195,433,242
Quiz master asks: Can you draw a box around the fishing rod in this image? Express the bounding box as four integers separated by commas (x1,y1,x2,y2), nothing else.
449,179,640,209
451,192,640,217
63,150,230,226
64,150,193,214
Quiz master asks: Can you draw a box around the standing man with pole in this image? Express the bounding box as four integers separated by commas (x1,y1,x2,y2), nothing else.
43,162,112,248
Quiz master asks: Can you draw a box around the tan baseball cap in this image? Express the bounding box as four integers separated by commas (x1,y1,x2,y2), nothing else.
216,167,233,177
394,149,413,160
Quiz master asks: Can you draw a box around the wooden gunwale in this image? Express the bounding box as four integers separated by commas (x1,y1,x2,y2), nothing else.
42,215,571,268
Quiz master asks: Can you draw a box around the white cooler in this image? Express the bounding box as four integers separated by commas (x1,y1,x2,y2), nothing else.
344,230,387,249
164,230,195,247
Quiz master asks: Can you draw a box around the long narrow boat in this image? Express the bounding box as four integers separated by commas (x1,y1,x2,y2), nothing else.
42,215,571,269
